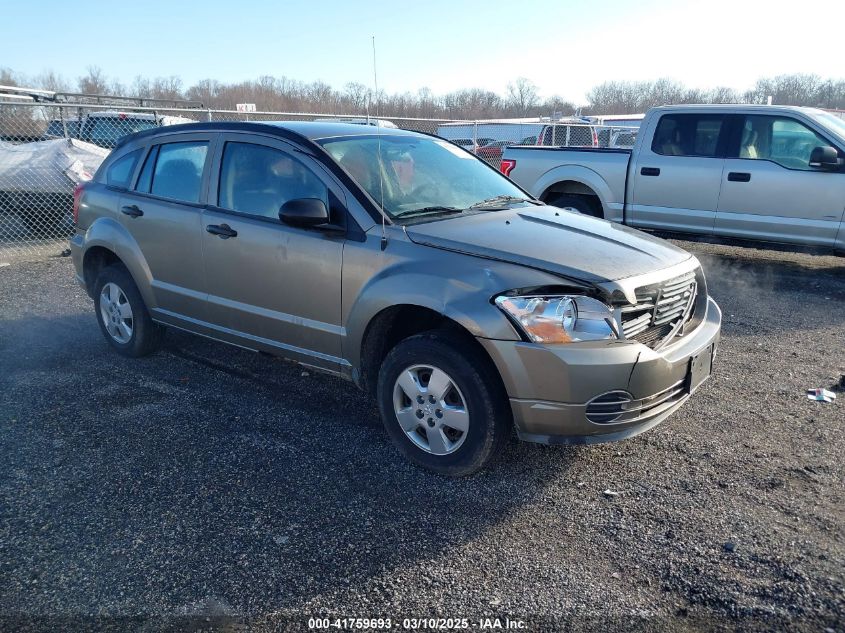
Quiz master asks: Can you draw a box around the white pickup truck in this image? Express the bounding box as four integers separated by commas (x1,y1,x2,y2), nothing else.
501,104,845,252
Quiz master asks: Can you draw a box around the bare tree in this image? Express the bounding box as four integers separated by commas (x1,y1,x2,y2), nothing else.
36,70,71,93
77,66,110,94
539,95,575,117
343,82,370,112
506,77,540,116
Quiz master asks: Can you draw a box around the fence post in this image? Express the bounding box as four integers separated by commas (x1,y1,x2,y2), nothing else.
60,107,68,140
473,121,478,150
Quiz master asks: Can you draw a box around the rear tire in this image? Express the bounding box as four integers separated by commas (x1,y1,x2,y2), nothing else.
93,265,165,357
377,330,511,476
546,193,602,218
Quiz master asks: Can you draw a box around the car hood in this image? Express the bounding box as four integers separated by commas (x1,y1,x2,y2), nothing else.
405,205,692,284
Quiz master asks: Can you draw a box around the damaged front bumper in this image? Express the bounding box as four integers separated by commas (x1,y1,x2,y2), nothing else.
479,297,722,445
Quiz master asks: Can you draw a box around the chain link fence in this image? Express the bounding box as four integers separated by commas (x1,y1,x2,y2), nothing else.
0,100,638,257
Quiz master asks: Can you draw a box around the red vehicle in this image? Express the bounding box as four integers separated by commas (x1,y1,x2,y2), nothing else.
476,140,515,162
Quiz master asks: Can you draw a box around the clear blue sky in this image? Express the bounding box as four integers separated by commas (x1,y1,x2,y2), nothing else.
3,0,844,103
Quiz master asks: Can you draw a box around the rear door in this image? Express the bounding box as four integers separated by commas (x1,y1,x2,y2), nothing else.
200,133,346,371
715,114,845,246
118,132,215,322
629,112,728,234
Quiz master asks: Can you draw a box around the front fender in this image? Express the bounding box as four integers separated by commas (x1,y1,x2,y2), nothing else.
82,217,156,309
341,232,583,370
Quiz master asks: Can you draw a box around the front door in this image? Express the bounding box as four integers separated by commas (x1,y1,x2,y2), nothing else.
715,114,845,247
629,112,728,234
200,133,346,372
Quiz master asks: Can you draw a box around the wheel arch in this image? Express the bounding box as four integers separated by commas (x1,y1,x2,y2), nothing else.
532,165,619,220
356,303,506,397
80,217,156,308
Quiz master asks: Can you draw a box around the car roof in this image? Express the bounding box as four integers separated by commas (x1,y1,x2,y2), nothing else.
261,120,421,140
650,104,821,115
113,120,426,150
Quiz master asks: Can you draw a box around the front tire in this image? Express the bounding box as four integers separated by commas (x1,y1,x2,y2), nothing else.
93,265,165,357
377,331,511,476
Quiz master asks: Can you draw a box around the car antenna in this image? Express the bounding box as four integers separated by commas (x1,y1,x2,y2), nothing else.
372,35,388,251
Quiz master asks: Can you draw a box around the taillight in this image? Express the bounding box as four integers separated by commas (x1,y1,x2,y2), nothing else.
72,182,85,224
500,159,516,177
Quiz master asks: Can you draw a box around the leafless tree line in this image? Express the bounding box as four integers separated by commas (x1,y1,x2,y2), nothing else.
584,76,845,114
3,66,845,119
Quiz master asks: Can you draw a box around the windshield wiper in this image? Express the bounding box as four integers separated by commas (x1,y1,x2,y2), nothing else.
468,195,542,209
393,206,463,219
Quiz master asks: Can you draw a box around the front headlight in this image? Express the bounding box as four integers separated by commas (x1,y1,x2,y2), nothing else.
494,294,618,344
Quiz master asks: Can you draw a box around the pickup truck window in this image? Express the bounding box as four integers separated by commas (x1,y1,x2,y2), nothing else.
149,142,208,203
541,125,593,147
218,142,328,219
651,114,724,157
739,115,832,170
105,149,142,189
86,117,157,147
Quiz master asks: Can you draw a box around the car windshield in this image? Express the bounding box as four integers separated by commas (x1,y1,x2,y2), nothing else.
318,134,531,220
810,111,845,144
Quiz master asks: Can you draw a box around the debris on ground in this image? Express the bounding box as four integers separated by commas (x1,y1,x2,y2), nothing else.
603,489,620,498
807,388,837,403
0,262,9,268
723,542,737,553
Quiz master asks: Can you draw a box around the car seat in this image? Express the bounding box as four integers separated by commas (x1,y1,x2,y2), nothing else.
153,159,202,202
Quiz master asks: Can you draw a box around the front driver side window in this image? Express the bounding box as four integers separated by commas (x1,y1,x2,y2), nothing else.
740,115,833,171
218,142,328,220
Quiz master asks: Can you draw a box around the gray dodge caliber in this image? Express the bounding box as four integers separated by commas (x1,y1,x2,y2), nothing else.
70,121,721,475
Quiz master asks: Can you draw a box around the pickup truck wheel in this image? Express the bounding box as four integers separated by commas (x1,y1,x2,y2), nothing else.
377,331,511,476
93,265,165,357
546,193,602,218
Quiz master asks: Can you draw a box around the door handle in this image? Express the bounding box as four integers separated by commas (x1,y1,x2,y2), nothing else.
727,172,751,182
206,223,238,239
120,205,143,218
640,167,660,176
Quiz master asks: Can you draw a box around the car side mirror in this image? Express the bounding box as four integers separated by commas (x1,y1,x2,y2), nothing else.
809,146,841,170
279,198,330,227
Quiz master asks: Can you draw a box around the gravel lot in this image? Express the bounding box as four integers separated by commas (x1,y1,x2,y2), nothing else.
0,240,843,632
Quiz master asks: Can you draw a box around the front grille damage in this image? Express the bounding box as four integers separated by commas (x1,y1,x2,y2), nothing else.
619,271,697,349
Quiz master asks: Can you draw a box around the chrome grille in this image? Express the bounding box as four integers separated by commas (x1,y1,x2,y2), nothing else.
620,271,697,349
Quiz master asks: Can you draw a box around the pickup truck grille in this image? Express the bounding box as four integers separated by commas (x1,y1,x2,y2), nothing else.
619,271,697,349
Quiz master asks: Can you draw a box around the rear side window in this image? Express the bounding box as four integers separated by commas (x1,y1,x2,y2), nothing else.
105,149,142,188
149,142,208,203
217,142,328,220
651,114,724,157
135,146,158,193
